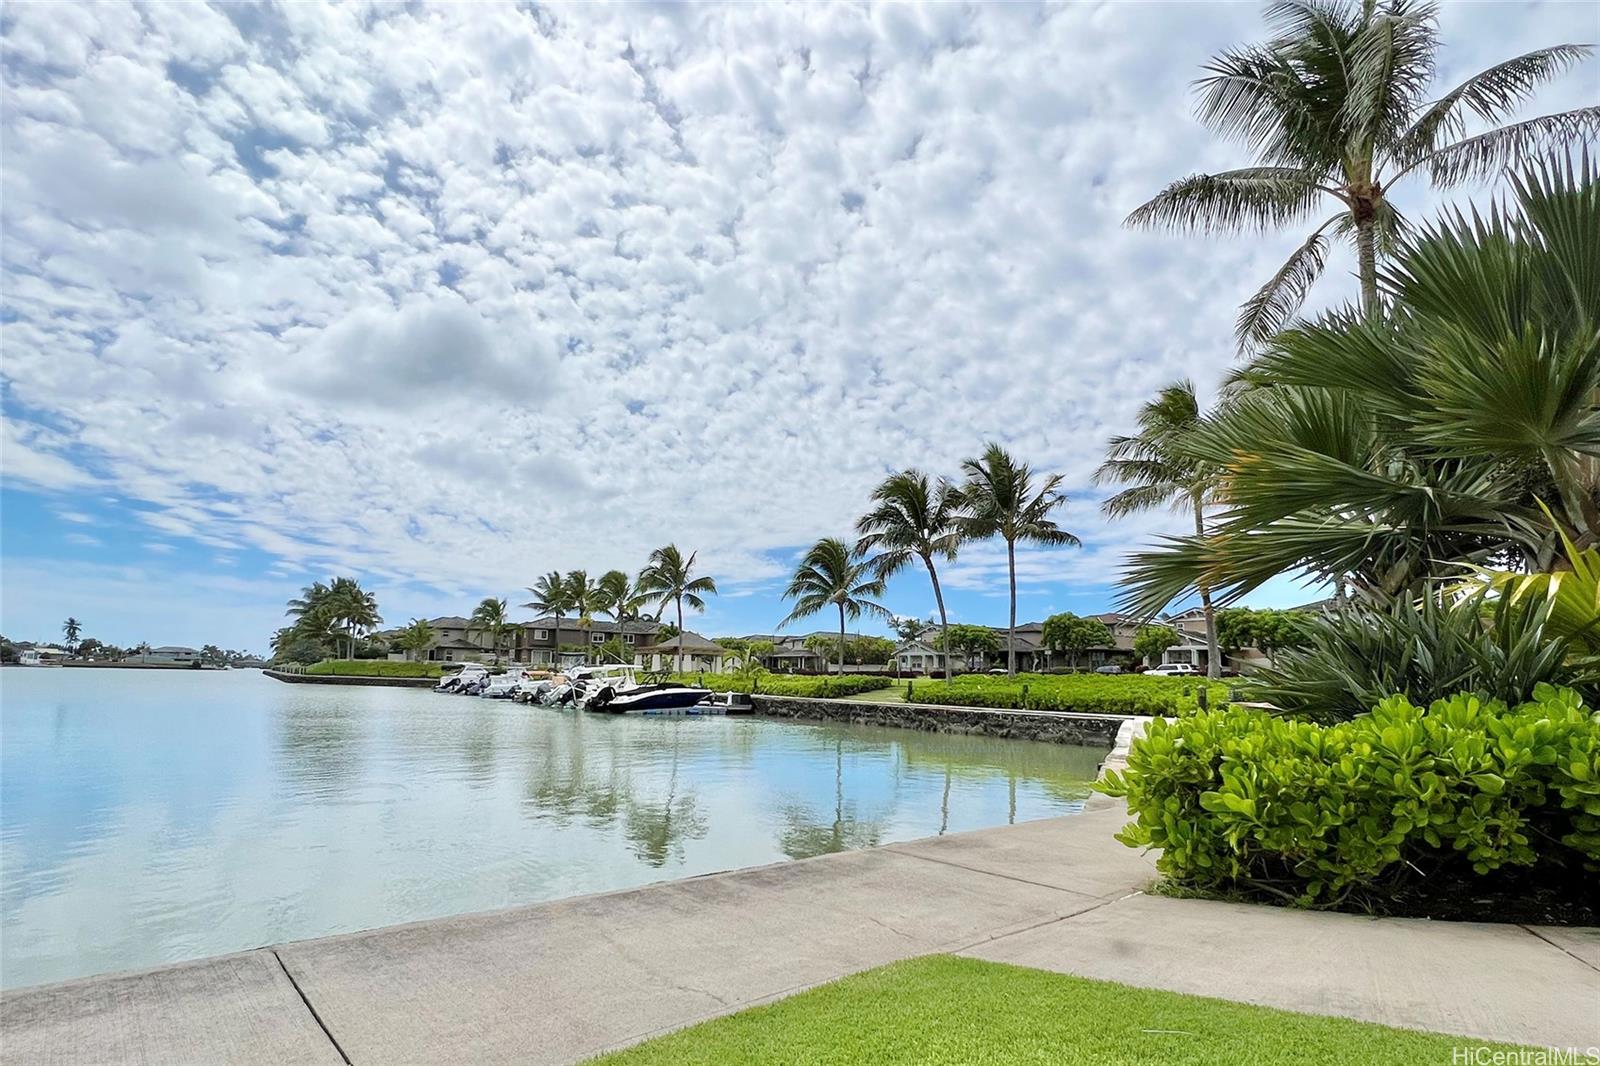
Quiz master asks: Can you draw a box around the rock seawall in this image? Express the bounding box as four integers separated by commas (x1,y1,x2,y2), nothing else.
264,669,437,688
751,695,1124,746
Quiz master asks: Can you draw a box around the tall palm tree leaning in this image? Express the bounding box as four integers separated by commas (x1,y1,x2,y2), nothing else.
780,538,892,676
855,470,962,678
637,545,718,673
1125,0,1595,349
1094,380,1223,679
597,569,649,651
952,443,1079,676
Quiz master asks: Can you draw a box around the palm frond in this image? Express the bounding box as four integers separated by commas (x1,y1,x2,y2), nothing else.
1396,45,1594,162
1414,106,1600,186
1235,218,1336,349
1125,167,1327,233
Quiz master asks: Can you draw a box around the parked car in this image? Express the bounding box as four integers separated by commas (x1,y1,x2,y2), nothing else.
1093,664,1123,675
1146,663,1198,677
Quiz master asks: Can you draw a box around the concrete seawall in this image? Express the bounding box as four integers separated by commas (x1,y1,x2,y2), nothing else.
263,669,437,688
751,695,1125,747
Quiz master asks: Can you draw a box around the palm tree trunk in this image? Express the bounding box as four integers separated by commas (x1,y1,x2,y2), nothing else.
675,596,684,673
1354,202,1379,319
1194,497,1221,680
837,604,846,676
1006,538,1017,676
925,556,951,679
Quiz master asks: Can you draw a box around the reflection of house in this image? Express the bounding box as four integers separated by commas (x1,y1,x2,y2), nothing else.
636,630,728,673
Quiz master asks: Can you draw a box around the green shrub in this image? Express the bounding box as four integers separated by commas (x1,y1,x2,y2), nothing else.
909,674,1228,716
305,659,443,678
1099,685,1600,906
671,673,895,698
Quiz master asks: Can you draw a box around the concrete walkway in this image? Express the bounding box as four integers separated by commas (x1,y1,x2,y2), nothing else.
4,801,1596,1064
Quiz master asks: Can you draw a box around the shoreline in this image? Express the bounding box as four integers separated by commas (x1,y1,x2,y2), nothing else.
262,668,437,688
5,800,1592,1064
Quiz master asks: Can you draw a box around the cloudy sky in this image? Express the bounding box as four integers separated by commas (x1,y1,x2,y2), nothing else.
1,1,1594,652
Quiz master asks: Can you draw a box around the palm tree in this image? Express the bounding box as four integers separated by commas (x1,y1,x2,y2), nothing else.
951,443,1080,676
523,570,574,642
637,545,718,672
61,617,82,654
1094,381,1224,678
327,577,381,659
856,471,962,678
468,598,513,664
1121,156,1600,615
597,569,650,648
564,570,601,628
779,538,891,676
1126,0,1595,348
395,618,435,662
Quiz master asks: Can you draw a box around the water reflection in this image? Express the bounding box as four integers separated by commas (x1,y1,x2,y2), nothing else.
1,670,1107,988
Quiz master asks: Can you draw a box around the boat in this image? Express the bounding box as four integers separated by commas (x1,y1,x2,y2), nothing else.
577,666,716,714
435,662,489,693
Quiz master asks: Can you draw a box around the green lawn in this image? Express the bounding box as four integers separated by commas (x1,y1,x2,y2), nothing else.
303,659,443,678
911,673,1230,716
589,956,1506,1065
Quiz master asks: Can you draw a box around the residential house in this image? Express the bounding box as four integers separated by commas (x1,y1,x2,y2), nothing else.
142,645,201,665
412,617,497,663
514,615,663,666
738,634,830,674
636,630,728,673
893,614,1143,675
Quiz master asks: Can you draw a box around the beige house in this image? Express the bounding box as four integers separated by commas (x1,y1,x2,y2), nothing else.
636,630,728,673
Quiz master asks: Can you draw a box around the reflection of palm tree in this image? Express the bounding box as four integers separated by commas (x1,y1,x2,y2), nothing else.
777,739,884,859
939,763,951,836
623,728,706,867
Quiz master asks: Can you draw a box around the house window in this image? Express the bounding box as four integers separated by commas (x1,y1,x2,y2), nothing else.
624,633,636,644
533,629,549,640
591,632,605,644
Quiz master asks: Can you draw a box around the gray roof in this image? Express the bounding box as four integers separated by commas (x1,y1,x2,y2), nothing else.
519,615,661,635
428,616,472,628
648,629,726,654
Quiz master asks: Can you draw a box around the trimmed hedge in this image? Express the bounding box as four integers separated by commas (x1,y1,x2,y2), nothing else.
909,674,1229,716
1099,685,1600,906
671,673,897,699
304,660,444,678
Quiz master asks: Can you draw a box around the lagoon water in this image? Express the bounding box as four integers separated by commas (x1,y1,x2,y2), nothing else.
0,668,1105,989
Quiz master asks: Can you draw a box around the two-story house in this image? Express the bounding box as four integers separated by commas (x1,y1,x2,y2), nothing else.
513,616,662,667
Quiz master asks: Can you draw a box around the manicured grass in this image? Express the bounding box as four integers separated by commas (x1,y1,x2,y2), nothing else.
590,955,1511,1065
304,659,444,678
911,673,1230,716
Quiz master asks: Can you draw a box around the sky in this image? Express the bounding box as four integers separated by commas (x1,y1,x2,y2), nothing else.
1,1,1595,654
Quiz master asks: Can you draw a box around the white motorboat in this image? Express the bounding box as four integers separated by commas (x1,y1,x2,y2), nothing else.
577,666,716,714
435,662,489,693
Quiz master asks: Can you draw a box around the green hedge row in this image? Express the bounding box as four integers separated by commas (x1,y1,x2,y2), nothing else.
304,660,444,678
1099,685,1600,906
909,674,1230,715
671,673,896,698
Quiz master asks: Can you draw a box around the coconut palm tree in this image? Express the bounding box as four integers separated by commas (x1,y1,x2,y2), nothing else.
468,597,514,665
637,545,718,672
564,570,601,629
1094,380,1225,678
855,470,962,678
951,443,1080,676
597,569,650,648
327,577,381,659
1121,155,1600,614
1126,0,1595,348
523,570,574,637
779,538,891,676
61,617,82,654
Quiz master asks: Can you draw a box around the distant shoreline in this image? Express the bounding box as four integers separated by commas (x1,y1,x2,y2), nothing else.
4,661,243,671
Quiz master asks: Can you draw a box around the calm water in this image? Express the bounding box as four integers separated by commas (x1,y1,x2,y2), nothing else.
0,668,1105,988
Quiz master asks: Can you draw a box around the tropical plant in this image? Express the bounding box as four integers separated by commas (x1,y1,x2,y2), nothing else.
1469,520,1600,654
1248,591,1600,722
637,544,718,673
890,615,929,644
523,571,574,633
856,470,963,680
61,617,82,653
945,623,1001,669
1134,624,1181,665
326,577,381,659
1100,687,1600,908
394,618,436,661
596,568,651,645
951,443,1080,675
467,598,515,664
1095,380,1224,677
1040,613,1113,671
1122,156,1600,615
564,570,600,629
780,538,891,675
1126,0,1596,348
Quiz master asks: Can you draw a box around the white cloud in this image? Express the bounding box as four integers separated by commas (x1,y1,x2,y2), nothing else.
1,0,1594,630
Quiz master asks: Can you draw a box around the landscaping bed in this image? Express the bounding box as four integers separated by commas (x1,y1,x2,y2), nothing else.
910,673,1230,715
589,955,1510,1064
671,673,896,699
